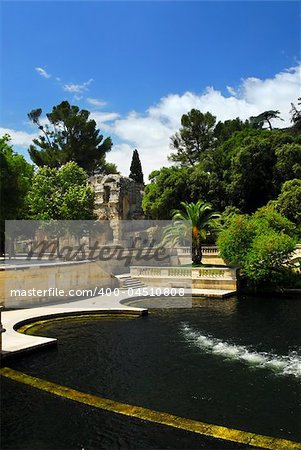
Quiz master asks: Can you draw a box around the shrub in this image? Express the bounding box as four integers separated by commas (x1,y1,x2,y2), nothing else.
217,206,297,291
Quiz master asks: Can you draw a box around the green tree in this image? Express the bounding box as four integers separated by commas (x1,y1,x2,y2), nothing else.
216,214,256,267
26,161,95,220
250,110,283,130
272,179,301,227
220,129,295,213
226,134,276,212
274,143,301,184
168,109,216,166
129,149,144,184
170,200,220,264
244,232,296,284
213,117,250,143
0,135,33,254
217,206,297,290
28,101,115,175
142,167,192,219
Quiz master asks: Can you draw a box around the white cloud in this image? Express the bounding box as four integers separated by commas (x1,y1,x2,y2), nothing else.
86,97,107,108
0,128,37,147
226,85,237,96
63,78,94,93
2,66,300,179
35,67,51,79
107,66,301,179
90,111,120,132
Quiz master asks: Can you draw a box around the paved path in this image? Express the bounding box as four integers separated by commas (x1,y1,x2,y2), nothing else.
1,286,236,357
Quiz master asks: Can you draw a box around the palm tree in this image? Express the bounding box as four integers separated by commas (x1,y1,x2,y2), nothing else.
164,200,220,265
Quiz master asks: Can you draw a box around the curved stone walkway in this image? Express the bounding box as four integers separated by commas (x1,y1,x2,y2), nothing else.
1,290,148,357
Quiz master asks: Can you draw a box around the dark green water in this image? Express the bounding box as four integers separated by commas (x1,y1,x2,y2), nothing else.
2,296,301,449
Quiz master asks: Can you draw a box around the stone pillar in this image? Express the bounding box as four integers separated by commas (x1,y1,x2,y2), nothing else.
110,220,123,244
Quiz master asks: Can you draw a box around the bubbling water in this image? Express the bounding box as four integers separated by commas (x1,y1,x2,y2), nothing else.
181,323,301,378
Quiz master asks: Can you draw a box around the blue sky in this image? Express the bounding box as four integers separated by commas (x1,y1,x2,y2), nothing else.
1,1,300,177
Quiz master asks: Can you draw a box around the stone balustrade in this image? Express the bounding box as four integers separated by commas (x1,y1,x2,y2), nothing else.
174,246,219,255
201,246,219,255
131,265,237,282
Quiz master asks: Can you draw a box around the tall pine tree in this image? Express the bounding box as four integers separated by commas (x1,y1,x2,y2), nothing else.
28,101,115,175
129,149,144,184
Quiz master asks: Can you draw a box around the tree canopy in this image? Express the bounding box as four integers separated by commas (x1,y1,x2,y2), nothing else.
28,101,117,175
168,109,216,166
142,167,192,219
249,110,283,130
143,117,301,219
26,161,95,220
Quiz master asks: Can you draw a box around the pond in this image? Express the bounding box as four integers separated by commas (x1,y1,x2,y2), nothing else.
2,296,301,449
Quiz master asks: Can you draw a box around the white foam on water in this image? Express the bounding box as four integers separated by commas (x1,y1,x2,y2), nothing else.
181,323,301,378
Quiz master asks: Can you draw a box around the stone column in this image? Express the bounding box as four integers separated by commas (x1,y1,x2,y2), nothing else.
110,220,123,244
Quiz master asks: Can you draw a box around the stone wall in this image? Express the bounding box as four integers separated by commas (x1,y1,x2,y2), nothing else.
1,261,117,308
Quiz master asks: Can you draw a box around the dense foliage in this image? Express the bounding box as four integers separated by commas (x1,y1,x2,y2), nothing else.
0,135,33,253
143,113,301,219
272,179,301,227
26,162,95,220
217,206,297,290
143,167,191,219
168,109,216,166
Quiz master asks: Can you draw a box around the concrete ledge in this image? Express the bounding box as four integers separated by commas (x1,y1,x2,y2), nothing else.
1,293,148,358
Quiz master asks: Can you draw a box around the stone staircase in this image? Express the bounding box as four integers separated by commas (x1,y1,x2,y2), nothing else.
117,274,147,291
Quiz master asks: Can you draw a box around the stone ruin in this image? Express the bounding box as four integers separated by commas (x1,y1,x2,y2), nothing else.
88,174,145,243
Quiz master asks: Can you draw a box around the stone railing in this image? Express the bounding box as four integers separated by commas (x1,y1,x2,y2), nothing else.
131,266,237,280
174,247,191,255
175,246,219,255
195,268,226,278
130,265,238,291
201,246,219,255
168,268,192,277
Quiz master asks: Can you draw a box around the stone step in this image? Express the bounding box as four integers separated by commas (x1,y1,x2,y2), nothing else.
120,277,147,289
122,282,146,288
123,279,144,284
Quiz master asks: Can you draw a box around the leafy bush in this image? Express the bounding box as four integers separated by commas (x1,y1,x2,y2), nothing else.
217,206,297,290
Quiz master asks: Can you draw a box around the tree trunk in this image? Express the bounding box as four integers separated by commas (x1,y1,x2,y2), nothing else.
192,238,202,265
